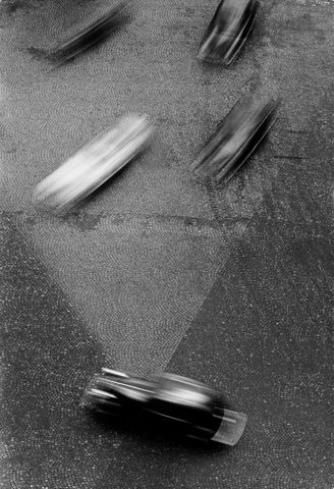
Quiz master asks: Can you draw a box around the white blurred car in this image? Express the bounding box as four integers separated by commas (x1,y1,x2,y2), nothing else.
33,113,154,213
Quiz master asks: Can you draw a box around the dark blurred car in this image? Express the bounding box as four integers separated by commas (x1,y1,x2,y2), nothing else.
198,0,259,65
82,368,248,446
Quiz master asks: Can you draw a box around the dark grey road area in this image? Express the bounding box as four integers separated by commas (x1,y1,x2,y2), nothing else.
0,0,333,488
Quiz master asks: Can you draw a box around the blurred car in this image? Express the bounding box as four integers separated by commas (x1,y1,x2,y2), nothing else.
82,368,248,446
191,91,279,184
33,113,154,213
49,1,130,64
198,0,259,65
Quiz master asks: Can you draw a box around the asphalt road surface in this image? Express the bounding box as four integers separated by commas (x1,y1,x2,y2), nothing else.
0,1,333,488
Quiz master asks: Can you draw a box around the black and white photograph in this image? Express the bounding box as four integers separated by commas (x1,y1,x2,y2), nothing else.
0,0,333,488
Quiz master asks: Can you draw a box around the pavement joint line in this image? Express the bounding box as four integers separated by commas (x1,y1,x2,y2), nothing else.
1,210,332,233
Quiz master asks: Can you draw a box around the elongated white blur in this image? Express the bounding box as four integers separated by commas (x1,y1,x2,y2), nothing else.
33,113,154,213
